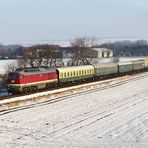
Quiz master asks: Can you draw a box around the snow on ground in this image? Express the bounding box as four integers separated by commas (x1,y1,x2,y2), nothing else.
98,56,148,63
119,56,148,62
0,74,147,147
0,60,18,74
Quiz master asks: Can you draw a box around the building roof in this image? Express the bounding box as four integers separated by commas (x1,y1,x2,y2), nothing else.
92,48,112,52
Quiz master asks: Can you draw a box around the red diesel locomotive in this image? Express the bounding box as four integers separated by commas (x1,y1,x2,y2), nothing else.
7,67,58,94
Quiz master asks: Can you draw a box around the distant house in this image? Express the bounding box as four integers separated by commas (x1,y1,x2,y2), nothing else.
60,47,113,59
90,48,113,58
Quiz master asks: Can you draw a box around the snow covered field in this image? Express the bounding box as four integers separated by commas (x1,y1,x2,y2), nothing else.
0,74,147,147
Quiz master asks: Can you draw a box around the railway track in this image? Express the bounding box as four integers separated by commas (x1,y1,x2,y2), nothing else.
0,71,147,114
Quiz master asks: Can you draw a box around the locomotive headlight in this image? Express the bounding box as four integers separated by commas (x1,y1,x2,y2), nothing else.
11,80,15,83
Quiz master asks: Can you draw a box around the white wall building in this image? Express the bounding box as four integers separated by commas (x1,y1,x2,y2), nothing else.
91,48,113,58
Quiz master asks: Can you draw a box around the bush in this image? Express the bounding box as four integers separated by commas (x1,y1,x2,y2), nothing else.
0,74,7,89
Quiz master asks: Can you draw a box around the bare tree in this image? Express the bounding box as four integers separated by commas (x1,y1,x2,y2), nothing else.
0,74,7,89
69,37,96,66
103,49,113,58
0,61,18,89
5,62,18,74
19,44,63,68
111,56,120,63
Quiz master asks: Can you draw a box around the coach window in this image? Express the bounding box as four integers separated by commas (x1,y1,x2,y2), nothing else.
67,72,69,77
61,73,63,78
64,73,66,77
79,71,81,75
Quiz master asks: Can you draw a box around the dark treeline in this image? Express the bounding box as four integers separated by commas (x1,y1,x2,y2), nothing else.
96,40,148,56
0,39,148,59
0,45,21,59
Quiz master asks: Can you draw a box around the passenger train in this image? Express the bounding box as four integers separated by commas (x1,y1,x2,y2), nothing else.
7,59,148,94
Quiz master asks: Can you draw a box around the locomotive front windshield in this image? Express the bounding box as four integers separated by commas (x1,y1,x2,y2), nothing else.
8,73,19,79
7,73,19,84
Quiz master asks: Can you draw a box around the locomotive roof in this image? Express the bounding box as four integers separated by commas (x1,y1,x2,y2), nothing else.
14,67,56,75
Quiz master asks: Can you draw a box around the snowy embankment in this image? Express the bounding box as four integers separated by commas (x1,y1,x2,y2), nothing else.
0,72,147,147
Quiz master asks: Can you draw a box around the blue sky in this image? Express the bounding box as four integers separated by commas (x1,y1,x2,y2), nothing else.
0,0,148,44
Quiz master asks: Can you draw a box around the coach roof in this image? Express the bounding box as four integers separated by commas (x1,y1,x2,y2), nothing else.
56,65,94,72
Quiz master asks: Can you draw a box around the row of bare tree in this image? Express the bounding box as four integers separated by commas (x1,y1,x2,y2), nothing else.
18,44,62,68
3,36,116,75
17,37,100,68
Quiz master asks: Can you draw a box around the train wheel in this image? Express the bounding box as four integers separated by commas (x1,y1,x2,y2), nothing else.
22,88,28,93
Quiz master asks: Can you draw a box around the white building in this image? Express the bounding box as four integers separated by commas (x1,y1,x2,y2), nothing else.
91,48,113,58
